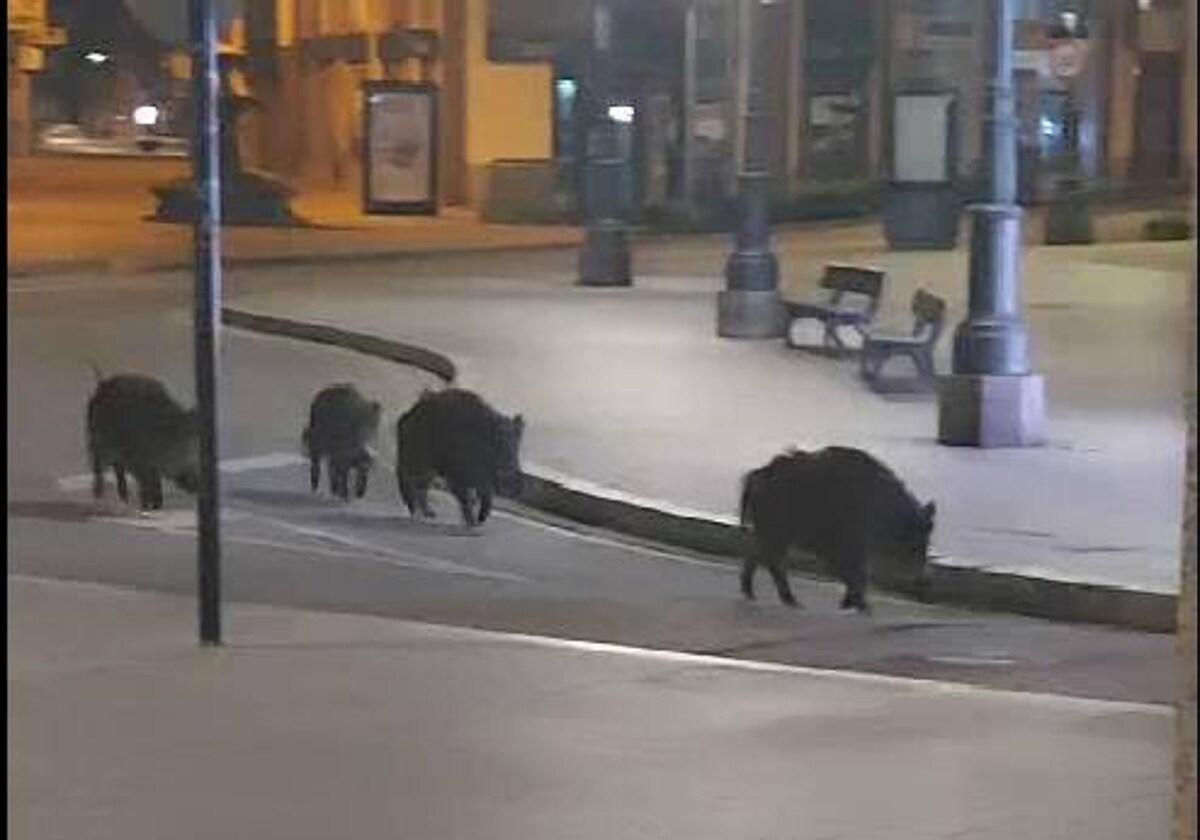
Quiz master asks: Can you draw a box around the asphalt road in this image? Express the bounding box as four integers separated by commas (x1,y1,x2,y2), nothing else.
6,260,1177,705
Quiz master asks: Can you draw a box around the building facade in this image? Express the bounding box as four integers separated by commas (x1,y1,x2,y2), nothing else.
11,0,1192,220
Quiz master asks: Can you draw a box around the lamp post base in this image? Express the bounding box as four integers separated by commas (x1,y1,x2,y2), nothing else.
717,289,787,339
1043,188,1095,245
937,373,1047,448
578,224,632,287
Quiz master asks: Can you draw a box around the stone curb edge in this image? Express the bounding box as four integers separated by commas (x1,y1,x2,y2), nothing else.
8,239,583,280
221,305,1178,635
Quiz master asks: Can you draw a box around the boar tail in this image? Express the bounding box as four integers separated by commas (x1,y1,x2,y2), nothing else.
739,470,757,529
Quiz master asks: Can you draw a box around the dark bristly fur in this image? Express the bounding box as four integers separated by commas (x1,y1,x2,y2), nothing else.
86,374,199,511
395,388,524,527
302,384,381,501
738,446,936,613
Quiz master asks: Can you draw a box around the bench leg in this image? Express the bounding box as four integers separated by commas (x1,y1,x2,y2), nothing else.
784,317,801,349
913,349,936,385
824,323,850,355
860,347,881,381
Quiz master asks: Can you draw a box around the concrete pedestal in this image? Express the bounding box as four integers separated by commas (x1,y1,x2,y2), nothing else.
1044,189,1095,245
578,224,632,287
937,373,1047,448
717,289,787,339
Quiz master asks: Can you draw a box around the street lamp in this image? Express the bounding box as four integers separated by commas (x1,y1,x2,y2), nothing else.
577,0,632,287
717,0,785,339
937,0,1046,448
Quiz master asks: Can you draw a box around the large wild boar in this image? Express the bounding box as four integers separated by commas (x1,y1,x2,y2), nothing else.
86,373,199,511
395,388,524,526
738,446,935,613
302,384,381,500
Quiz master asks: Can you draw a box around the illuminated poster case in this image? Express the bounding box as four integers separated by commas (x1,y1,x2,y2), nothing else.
362,82,439,215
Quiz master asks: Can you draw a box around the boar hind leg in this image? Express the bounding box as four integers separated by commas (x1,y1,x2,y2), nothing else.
839,556,871,614
476,486,494,524
740,554,758,600
114,464,131,504
450,482,478,527
353,463,370,499
413,475,436,518
91,452,106,499
330,461,351,501
397,468,418,515
761,541,799,607
309,454,322,493
135,469,163,511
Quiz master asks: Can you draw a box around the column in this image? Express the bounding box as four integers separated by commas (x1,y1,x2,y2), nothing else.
937,0,1046,449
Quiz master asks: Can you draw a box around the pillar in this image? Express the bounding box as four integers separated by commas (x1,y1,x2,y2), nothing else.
937,0,1046,449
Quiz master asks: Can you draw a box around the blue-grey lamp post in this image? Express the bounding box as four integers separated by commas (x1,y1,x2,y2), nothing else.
937,0,1046,447
717,0,784,338
578,0,632,287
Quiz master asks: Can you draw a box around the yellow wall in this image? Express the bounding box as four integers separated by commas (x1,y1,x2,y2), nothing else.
462,0,552,167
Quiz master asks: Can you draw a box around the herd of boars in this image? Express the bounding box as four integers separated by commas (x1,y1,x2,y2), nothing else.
86,372,936,613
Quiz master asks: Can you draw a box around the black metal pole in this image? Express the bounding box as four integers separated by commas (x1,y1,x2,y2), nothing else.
950,0,1030,375
577,0,632,286
717,0,783,338
192,0,223,646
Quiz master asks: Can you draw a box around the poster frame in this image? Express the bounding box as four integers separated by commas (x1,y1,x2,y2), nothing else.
362,80,439,215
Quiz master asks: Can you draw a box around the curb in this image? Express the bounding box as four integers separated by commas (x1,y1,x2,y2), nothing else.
221,305,1179,634
9,238,584,280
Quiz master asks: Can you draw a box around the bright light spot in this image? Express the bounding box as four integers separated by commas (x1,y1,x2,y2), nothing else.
84,51,109,64
555,78,577,98
133,105,159,127
1137,0,1152,10
1040,117,1059,138
608,105,635,124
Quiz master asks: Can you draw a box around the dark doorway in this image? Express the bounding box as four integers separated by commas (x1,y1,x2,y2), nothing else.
1131,52,1182,182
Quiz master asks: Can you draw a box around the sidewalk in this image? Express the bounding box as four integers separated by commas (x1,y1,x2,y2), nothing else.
6,154,1186,278
220,235,1192,630
6,156,581,276
8,575,1173,840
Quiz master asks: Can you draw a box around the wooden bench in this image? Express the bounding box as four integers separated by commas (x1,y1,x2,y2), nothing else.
784,265,886,354
859,289,947,390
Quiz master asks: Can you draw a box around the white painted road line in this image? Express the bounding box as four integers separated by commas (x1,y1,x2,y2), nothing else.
83,504,525,585
57,452,307,493
490,508,735,572
248,512,525,584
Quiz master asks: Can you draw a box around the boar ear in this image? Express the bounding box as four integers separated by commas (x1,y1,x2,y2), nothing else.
922,501,937,525
369,401,382,419
513,414,525,434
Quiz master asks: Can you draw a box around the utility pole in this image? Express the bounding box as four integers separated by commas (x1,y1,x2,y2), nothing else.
192,0,223,645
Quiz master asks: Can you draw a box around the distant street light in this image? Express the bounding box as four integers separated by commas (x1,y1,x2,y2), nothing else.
133,105,160,127
84,51,109,64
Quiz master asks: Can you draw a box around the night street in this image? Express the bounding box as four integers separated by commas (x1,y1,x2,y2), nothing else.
8,0,1194,836
7,253,1178,705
